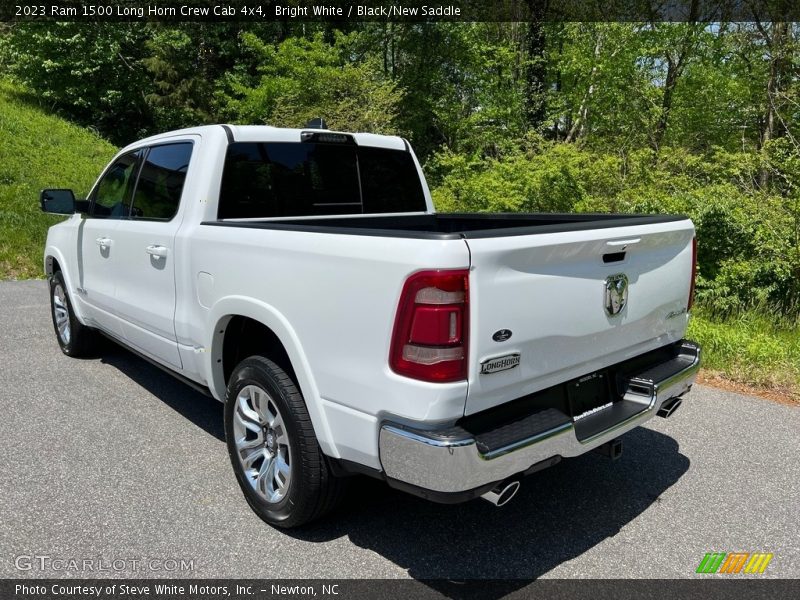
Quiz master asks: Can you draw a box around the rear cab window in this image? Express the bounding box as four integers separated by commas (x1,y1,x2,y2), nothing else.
217,140,426,219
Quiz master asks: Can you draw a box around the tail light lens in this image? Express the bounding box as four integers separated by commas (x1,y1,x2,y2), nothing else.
688,236,697,311
390,269,469,382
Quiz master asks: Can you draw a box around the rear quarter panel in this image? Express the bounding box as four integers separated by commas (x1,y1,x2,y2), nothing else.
187,225,471,466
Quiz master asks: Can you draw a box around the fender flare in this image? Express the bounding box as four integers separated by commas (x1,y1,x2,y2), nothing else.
43,245,88,324
205,295,338,458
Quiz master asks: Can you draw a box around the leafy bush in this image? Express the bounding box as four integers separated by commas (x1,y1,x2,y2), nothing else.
431,140,588,213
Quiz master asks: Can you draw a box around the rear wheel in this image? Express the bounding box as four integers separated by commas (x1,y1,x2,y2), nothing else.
224,356,344,528
49,271,98,357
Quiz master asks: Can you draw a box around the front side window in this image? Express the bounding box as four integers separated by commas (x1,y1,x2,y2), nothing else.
130,143,193,221
92,151,140,218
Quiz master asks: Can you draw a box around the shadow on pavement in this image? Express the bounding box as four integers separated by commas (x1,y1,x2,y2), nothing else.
99,342,689,596
100,343,224,441
293,427,689,596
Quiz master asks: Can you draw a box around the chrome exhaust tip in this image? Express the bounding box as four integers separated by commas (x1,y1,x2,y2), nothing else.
658,397,683,418
480,480,520,507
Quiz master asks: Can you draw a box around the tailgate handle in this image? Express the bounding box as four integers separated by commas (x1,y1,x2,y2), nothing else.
603,251,626,264
606,238,640,248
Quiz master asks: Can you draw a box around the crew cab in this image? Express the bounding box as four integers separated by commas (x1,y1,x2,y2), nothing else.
41,124,700,527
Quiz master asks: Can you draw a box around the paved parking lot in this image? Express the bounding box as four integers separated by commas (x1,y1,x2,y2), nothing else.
1,280,798,583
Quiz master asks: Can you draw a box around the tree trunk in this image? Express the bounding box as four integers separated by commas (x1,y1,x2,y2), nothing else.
651,1,701,151
652,57,679,151
759,21,790,188
524,1,547,130
566,31,602,143
382,23,388,76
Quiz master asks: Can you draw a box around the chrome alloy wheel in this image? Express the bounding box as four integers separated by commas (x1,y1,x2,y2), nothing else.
53,283,71,345
233,384,292,503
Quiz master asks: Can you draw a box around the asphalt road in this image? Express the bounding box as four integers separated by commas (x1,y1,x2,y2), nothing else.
1,280,798,583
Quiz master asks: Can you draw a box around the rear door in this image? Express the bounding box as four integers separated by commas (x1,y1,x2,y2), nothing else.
112,141,194,369
464,220,695,415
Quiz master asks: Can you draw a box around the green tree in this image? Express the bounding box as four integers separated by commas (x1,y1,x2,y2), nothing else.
219,32,403,134
5,22,153,144
143,22,286,131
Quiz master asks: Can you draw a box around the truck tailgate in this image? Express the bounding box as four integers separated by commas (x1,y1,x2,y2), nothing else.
464,219,695,415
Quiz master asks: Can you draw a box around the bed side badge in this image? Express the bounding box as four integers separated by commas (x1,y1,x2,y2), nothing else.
480,353,521,374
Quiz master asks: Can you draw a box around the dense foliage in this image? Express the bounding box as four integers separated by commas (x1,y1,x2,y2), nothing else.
2,22,799,322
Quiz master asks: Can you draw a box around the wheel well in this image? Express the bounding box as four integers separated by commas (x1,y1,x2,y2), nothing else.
221,316,297,385
46,256,61,276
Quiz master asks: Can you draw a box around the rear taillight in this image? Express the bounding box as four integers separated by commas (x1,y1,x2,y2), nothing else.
390,269,469,383
688,236,697,311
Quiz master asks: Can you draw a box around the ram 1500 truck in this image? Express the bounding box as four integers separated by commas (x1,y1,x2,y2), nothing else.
41,124,700,527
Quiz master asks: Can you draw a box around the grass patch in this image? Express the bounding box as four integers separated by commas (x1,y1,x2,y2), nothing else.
688,308,800,401
0,80,117,279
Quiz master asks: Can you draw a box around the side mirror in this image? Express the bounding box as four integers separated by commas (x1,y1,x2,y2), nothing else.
40,189,76,215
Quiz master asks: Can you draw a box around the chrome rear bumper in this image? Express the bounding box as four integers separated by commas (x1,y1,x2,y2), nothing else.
379,340,700,495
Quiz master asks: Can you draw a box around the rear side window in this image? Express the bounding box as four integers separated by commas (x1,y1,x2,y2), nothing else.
130,143,193,221
358,147,428,214
218,142,426,219
92,151,140,219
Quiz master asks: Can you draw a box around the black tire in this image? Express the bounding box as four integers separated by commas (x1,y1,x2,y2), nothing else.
224,356,344,528
49,270,98,357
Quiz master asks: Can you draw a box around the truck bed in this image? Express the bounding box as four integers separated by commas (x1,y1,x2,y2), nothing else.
202,212,687,239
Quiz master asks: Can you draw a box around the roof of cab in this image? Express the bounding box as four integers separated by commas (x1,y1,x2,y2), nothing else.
123,124,407,152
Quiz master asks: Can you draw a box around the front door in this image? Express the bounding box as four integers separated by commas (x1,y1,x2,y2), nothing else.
75,150,141,337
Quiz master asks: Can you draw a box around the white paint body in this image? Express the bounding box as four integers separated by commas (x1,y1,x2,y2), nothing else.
44,125,694,472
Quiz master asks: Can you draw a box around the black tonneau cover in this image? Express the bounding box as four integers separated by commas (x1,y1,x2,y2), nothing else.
201,213,688,240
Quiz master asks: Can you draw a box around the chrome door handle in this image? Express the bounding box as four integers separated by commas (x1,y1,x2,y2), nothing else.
146,245,169,258
95,237,112,248
606,238,641,247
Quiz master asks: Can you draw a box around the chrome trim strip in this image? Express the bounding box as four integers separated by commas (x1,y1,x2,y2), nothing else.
654,342,702,404
578,405,650,445
380,425,474,449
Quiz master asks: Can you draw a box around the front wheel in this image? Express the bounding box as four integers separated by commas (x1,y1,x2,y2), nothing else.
224,356,344,528
49,271,98,357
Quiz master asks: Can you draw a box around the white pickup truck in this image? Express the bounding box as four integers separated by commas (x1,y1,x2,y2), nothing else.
41,124,700,527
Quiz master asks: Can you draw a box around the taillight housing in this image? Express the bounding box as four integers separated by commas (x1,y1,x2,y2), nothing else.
390,269,469,383
688,236,697,311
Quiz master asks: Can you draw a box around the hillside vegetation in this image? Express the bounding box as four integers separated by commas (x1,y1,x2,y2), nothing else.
0,81,116,278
